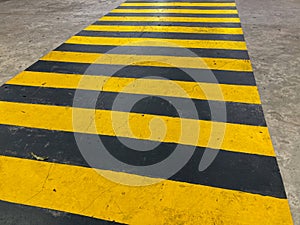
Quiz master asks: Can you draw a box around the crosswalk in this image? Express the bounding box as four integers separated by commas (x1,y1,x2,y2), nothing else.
0,0,294,224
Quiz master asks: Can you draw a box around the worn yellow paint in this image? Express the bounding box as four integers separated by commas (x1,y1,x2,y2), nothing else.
99,16,241,23
85,25,243,35
66,36,247,50
0,156,293,225
121,3,236,7
41,51,252,72
111,9,238,14
0,101,274,156
7,71,261,104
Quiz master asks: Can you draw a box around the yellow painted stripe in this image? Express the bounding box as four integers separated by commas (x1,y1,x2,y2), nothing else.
85,25,243,35
121,2,236,7
0,101,274,156
111,9,238,14
7,71,261,104
66,36,247,50
41,51,252,72
99,16,241,23
0,156,293,225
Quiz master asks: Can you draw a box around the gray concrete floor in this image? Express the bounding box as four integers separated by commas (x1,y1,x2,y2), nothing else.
0,0,124,83
0,0,299,224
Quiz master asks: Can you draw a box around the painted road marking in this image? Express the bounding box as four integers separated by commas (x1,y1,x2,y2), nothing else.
7,71,261,104
0,101,273,156
57,43,249,58
111,9,238,14
40,51,253,72
66,36,247,50
0,0,294,224
0,156,293,225
84,25,243,34
76,30,244,41
0,85,266,126
25,61,257,85
0,200,124,225
0,122,285,198
99,16,241,23
120,3,237,7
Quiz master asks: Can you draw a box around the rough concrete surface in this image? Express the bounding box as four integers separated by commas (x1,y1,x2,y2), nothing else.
0,0,125,84
0,0,299,224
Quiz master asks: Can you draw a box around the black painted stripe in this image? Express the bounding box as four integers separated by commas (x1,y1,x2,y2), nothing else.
0,200,124,225
55,43,249,59
76,31,244,41
117,6,237,9
106,13,239,18
94,21,242,28
0,124,286,199
0,84,266,126
26,61,257,86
